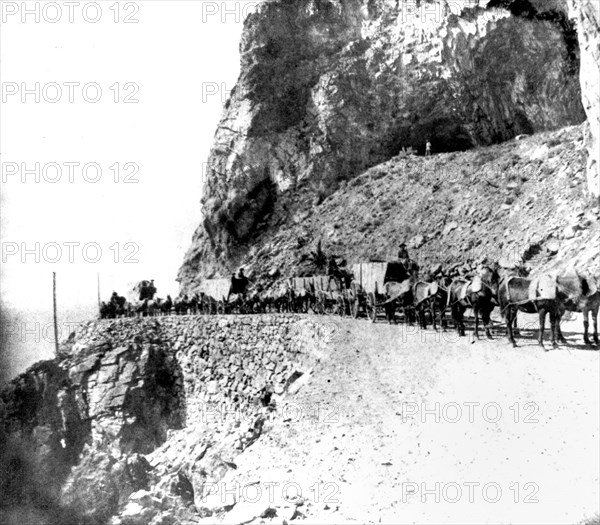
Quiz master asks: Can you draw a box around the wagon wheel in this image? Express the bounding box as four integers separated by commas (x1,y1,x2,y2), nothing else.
324,296,335,315
386,301,397,324
300,296,309,313
368,293,378,323
350,296,360,318
216,300,225,315
315,294,325,315
337,296,346,317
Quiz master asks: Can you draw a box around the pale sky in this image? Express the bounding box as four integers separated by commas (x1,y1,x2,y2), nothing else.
0,1,260,376
1,1,259,309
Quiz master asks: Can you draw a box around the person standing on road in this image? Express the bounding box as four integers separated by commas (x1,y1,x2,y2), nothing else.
425,139,432,156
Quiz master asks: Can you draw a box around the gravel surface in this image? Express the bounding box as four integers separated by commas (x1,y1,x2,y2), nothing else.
208,315,599,525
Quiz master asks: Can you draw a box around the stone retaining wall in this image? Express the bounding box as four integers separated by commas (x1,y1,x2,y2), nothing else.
4,314,336,456
0,314,337,523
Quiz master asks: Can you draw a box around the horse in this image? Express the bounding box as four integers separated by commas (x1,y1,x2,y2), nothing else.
382,276,416,324
146,298,162,316
377,261,420,324
272,282,293,313
413,281,434,329
99,301,115,319
185,293,203,315
134,299,149,317
497,274,561,349
554,272,599,347
448,264,500,339
431,274,452,330
160,295,174,316
414,274,452,330
227,292,248,314
292,287,311,313
316,277,345,315
258,285,287,313
583,290,600,346
174,295,189,315
245,289,264,313
107,294,128,317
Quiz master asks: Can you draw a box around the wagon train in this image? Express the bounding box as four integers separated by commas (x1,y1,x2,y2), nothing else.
100,261,600,349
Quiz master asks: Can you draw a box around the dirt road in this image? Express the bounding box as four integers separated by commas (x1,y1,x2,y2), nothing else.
208,315,599,525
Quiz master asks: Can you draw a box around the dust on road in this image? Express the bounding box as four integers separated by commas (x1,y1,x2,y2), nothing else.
210,315,599,525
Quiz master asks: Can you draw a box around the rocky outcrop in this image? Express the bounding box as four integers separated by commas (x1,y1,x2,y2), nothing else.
566,0,600,196
179,124,599,289
0,315,333,524
179,0,588,285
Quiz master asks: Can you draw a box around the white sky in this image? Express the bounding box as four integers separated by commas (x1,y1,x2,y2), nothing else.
1,0,259,313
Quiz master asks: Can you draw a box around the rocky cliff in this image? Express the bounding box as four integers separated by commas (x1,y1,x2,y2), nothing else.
0,315,333,524
566,0,600,196
179,0,599,287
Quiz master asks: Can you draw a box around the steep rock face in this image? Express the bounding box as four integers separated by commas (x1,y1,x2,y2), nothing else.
567,0,600,196
183,125,599,290
179,0,586,285
0,316,331,524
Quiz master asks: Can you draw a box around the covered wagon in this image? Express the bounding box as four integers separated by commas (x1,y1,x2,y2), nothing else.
198,278,232,314
351,261,411,322
288,277,313,313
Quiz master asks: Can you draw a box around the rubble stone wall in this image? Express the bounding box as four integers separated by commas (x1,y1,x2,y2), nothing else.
0,314,336,522
2,314,335,457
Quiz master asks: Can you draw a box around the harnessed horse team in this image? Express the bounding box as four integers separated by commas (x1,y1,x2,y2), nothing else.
99,263,599,350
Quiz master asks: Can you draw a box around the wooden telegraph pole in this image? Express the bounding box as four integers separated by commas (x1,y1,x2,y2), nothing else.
53,272,59,355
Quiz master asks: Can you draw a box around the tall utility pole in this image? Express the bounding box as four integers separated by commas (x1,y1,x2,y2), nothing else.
53,272,59,355
97,272,101,308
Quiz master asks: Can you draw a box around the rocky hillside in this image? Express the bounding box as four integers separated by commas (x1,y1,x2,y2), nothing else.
181,124,600,292
0,315,332,524
2,315,598,524
179,0,600,286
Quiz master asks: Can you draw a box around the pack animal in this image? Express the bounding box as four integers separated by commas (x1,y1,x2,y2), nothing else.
448,265,500,338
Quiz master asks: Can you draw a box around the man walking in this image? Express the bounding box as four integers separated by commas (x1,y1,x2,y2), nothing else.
425,139,432,156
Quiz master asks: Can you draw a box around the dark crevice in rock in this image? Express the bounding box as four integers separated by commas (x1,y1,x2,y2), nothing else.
230,176,278,244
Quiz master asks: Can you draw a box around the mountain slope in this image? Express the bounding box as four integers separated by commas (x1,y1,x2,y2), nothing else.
179,0,595,284
180,124,599,292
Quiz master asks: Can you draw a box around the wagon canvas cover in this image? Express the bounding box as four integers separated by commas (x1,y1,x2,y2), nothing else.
310,275,331,292
200,279,231,301
352,262,407,294
290,277,310,291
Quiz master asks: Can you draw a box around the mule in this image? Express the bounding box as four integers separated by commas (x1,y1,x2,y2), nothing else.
413,274,451,330
99,301,114,319
174,295,189,315
583,291,600,346
554,272,599,347
134,299,149,317
448,265,500,339
383,276,416,324
146,298,162,316
161,295,174,316
413,281,432,329
431,274,451,330
497,275,560,349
